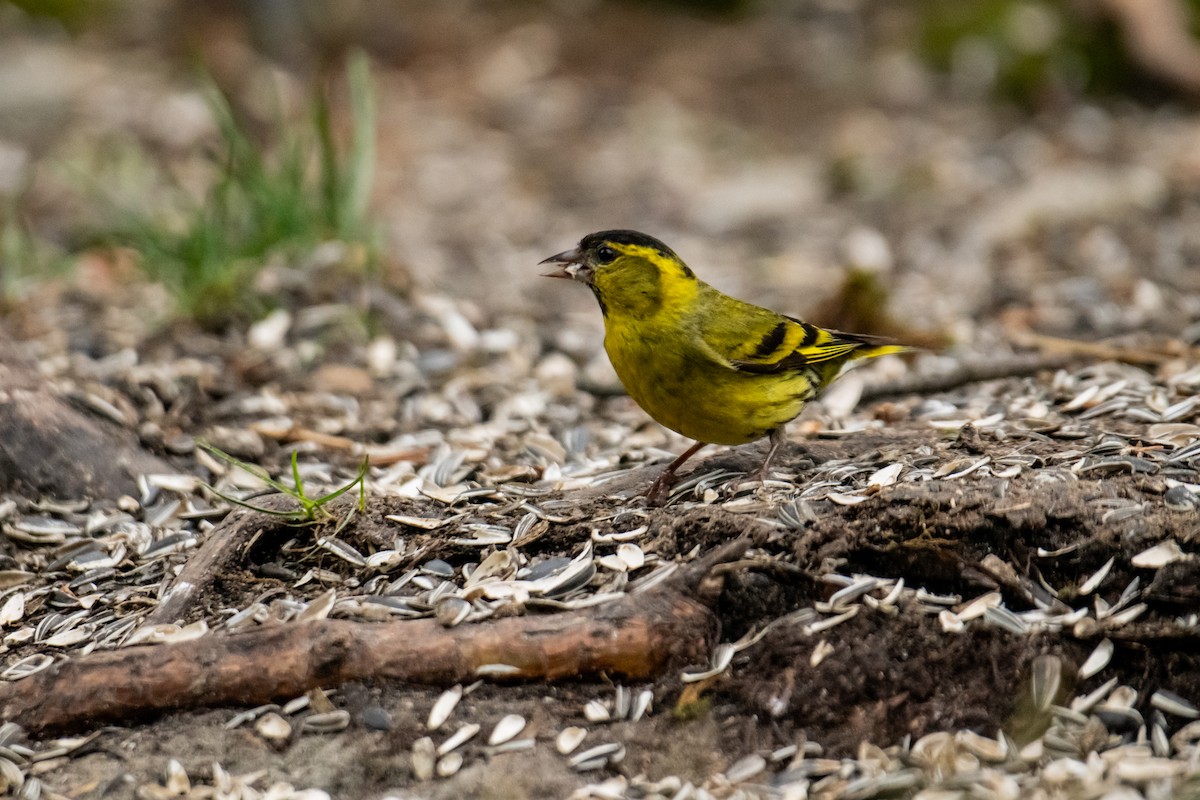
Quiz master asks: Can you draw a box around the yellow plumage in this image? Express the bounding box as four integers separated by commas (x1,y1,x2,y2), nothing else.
542,230,907,501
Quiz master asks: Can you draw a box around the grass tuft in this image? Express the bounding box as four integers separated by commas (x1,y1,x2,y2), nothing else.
103,50,379,330
200,442,368,524
0,195,70,306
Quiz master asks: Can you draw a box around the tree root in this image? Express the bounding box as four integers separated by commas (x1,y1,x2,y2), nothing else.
0,539,748,736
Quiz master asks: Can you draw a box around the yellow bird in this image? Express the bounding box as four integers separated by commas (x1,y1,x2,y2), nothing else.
541,230,908,503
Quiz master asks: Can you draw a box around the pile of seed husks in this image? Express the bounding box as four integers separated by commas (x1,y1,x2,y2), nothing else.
2,280,1200,798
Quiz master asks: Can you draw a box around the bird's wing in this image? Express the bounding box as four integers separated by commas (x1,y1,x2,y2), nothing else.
696,290,902,375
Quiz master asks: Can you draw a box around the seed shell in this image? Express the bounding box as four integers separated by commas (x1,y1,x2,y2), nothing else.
428,685,463,731
488,714,526,745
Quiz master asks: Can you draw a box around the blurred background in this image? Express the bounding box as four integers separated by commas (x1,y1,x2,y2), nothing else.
2,0,1200,357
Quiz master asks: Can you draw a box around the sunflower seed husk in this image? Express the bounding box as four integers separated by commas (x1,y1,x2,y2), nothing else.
428,685,463,731
0,573,34,591
254,712,292,742
1171,720,1200,752
437,723,480,756
570,742,624,769
301,710,350,734
955,591,1002,622
296,589,336,621
1164,485,1200,511
387,515,450,530
826,492,870,506
436,752,464,777
412,737,436,781
681,642,736,682
434,596,472,628
475,663,523,677
317,537,365,567
630,689,653,722
165,759,190,794
1078,639,1114,679
613,685,630,719
1078,557,1114,595
725,754,767,783
938,610,964,633
828,576,879,608
584,700,610,723
489,738,535,754
867,462,903,488
1071,676,1120,714
488,714,527,746
615,543,644,571
1131,541,1187,569
1030,655,1063,712
0,593,25,626
1151,690,1199,719
956,730,1008,762
43,626,94,648
465,550,514,586
557,727,587,755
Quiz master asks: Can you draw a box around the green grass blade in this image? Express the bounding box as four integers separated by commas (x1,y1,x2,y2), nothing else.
291,450,307,499
203,485,312,521
198,442,300,498
343,49,376,239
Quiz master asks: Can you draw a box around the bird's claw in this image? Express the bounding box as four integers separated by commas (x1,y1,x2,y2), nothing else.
643,476,673,506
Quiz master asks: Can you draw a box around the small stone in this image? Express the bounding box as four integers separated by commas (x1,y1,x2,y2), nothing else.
362,706,393,731
1165,485,1200,511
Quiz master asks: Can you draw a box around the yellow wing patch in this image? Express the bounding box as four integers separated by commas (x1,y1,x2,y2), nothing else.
731,316,905,374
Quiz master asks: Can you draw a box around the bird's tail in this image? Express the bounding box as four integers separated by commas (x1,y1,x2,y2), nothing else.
837,332,913,362
805,331,911,387
851,342,912,360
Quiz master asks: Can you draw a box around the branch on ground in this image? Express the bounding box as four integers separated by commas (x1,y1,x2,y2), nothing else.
1096,0,1200,98
0,539,748,735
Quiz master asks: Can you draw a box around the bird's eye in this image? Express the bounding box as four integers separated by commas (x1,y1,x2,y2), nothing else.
595,245,617,264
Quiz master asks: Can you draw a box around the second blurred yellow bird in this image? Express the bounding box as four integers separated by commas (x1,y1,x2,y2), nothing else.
542,230,907,503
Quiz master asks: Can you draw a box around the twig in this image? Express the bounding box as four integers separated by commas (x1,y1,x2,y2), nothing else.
4,539,749,735
859,353,1077,402
144,496,303,625
1010,332,1192,366
249,421,430,466
1094,0,1200,98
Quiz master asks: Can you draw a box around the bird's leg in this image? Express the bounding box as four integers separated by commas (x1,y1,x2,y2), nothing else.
645,441,708,505
748,428,787,484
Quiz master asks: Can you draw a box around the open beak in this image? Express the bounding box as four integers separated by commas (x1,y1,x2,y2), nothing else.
539,247,583,279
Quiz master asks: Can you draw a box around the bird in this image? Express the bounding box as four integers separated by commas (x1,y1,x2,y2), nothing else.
541,230,909,504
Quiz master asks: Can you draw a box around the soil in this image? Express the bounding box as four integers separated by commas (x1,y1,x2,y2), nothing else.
3,2,1200,797
21,418,1200,797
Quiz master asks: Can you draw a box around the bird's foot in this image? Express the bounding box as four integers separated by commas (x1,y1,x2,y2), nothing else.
643,472,675,506
642,441,708,506
743,428,789,488
745,463,776,486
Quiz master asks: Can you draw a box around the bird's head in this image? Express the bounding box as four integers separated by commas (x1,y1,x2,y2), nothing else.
540,230,697,319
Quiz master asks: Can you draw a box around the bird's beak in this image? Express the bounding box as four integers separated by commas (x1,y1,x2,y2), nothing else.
539,247,583,279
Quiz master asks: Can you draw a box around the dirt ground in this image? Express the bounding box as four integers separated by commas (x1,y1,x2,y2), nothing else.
3,1,1200,798
13,414,1200,798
